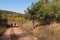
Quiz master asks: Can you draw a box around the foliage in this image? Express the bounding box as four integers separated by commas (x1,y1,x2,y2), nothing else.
0,10,26,26
25,0,60,25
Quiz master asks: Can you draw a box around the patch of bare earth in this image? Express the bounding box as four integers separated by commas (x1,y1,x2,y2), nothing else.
0,27,37,40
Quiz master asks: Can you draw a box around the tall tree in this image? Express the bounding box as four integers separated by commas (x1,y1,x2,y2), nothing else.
25,0,60,28
38,0,48,3
53,0,60,2
25,2,39,29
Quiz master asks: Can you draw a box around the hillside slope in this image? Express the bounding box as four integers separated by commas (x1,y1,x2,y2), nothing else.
30,22,60,40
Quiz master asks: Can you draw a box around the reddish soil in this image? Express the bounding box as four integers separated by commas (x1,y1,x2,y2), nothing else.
0,27,37,40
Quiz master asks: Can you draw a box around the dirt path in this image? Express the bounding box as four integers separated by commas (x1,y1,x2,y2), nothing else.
0,27,37,40
3,27,26,35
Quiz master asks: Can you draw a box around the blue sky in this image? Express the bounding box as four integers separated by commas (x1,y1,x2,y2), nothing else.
0,0,37,13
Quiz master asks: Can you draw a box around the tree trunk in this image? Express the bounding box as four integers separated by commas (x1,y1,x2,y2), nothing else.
32,19,34,29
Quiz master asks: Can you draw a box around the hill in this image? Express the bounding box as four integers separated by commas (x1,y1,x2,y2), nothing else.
0,10,26,25
29,22,60,40
0,10,27,36
0,10,60,40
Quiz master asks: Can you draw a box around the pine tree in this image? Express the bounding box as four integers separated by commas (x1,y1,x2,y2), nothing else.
38,0,48,3
53,0,60,2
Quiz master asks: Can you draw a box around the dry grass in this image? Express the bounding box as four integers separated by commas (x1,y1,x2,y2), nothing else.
20,21,60,40
0,27,7,36
0,21,60,40
30,22,60,40
20,21,33,32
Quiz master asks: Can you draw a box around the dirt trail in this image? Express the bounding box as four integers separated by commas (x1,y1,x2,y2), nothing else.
0,27,37,40
3,27,26,36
